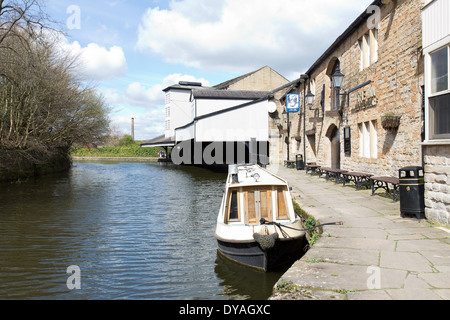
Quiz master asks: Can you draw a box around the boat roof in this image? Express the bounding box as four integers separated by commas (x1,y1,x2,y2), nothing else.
227,165,288,188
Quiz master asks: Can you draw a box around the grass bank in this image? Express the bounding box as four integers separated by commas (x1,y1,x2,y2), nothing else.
70,142,163,158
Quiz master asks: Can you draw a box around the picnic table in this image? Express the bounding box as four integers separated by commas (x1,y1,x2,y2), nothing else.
370,176,400,201
342,171,374,190
306,163,321,175
320,167,348,184
284,160,296,168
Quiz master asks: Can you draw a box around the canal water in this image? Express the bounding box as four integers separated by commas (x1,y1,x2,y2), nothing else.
0,161,290,300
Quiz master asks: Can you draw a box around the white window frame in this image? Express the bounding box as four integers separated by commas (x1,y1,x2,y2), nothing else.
359,120,378,159
359,29,378,71
430,46,449,94
425,43,450,141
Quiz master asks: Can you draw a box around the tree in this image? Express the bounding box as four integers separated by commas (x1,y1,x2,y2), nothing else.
0,0,111,177
0,0,50,46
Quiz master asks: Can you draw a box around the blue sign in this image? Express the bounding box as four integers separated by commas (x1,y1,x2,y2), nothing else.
286,93,300,113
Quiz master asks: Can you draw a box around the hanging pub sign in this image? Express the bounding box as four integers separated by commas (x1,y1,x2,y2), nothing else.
286,93,300,113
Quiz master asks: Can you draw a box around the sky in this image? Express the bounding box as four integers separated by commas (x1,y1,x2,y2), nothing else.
44,0,374,141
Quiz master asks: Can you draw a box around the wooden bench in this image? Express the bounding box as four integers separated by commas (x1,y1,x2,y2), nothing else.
342,171,374,190
306,163,321,175
370,176,400,201
320,167,348,184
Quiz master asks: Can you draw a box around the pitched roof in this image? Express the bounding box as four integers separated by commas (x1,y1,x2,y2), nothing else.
213,66,289,90
163,83,210,92
306,0,382,75
192,89,269,100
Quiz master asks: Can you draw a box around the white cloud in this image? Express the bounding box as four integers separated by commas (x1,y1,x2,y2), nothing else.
112,109,166,141
103,73,210,109
64,41,128,80
106,73,210,140
137,0,372,77
124,82,163,107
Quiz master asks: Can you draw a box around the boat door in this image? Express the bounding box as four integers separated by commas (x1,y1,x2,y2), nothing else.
243,187,272,224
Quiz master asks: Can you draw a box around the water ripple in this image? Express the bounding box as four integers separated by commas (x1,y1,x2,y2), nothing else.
0,162,285,300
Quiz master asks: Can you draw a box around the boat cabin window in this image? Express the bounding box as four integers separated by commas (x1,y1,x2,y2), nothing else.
224,186,290,224
226,190,240,223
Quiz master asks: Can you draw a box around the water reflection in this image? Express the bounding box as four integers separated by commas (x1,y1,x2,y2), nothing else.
0,162,289,300
214,253,289,300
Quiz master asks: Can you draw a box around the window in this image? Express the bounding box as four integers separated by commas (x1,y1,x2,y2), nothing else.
359,29,378,70
431,47,448,94
370,29,378,65
226,190,240,223
330,61,340,110
165,92,171,105
310,78,316,97
344,127,351,155
428,46,450,139
359,120,377,159
360,34,370,70
429,94,450,139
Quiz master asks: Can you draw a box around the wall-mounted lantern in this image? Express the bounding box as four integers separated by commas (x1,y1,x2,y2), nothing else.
306,89,315,107
331,65,345,90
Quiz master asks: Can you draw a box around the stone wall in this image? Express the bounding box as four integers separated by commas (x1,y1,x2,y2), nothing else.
424,144,450,226
227,66,290,92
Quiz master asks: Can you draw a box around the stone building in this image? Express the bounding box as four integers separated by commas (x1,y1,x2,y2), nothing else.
276,0,425,178
213,66,290,92
421,0,450,226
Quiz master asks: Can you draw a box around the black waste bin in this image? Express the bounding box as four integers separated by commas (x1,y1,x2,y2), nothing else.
399,166,425,219
296,154,304,170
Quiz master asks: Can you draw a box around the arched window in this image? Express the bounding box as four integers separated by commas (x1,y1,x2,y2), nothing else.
330,60,341,111
326,58,341,112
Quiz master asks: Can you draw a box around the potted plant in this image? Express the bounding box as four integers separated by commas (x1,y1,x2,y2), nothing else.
381,113,401,130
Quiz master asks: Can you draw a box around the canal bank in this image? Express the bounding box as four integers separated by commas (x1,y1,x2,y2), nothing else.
71,156,160,162
268,166,450,300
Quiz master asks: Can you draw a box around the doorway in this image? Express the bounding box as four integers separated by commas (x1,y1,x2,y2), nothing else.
326,124,341,169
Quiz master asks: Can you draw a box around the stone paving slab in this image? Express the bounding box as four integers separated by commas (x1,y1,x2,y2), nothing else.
380,251,434,272
304,247,380,266
268,166,450,300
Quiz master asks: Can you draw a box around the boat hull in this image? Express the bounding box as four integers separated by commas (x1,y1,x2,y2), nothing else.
217,235,307,272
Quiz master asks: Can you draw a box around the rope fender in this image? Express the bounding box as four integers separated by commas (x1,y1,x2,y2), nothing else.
253,232,279,251
253,219,343,250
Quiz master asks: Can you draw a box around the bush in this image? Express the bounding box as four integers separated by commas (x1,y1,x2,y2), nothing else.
70,143,163,158
118,135,135,147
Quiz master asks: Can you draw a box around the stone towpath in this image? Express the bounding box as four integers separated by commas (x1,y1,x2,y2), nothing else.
268,165,450,300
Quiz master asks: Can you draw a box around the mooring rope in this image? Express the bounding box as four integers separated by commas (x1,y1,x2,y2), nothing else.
259,218,343,234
